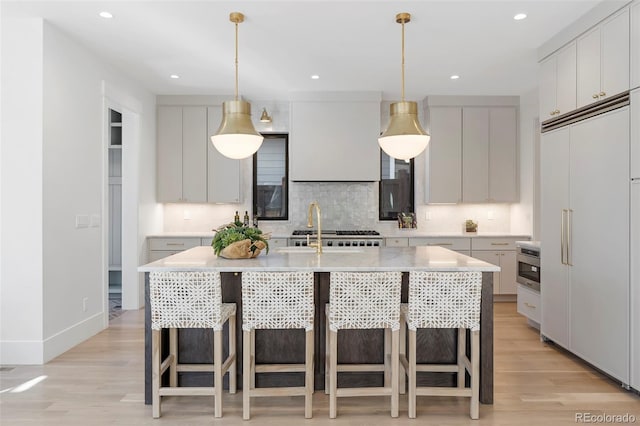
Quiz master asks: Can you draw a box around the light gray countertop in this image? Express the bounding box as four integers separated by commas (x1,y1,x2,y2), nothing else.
147,231,530,240
138,245,500,273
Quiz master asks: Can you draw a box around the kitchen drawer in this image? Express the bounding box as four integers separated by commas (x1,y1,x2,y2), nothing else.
409,237,471,251
517,284,541,323
385,237,409,247
149,237,201,251
269,238,288,248
148,250,183,262
471,237,520,251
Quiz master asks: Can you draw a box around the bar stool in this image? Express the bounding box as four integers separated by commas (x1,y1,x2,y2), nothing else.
149,271,236,418
400,271,482,419
241,271,315,420
326,271,402,418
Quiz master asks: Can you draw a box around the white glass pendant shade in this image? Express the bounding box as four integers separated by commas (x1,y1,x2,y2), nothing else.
378,101,430,161
211,100,264,159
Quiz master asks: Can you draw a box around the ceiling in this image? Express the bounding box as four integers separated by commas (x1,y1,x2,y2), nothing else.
3,0,607,101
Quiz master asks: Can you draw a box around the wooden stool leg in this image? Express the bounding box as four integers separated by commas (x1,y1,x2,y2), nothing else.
169,328,178,387
305,329,314,419
214,329,223,418
329,329,338,419
250,329,256,389
152,329,161,419
399,315,406,395
458,327,466,388
384,328,391,388
229,314,237,394
325,310,329,395
408,329,417,419
471,330,480,420
391,328,399,418
243,330,251,420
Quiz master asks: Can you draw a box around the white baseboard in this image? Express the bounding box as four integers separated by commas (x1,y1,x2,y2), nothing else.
0,312,105,365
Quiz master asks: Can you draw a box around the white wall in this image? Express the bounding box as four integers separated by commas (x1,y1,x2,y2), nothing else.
0,18,159,364
0,18,45,364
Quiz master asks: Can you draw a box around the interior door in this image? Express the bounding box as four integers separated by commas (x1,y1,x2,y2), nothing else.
569,107,629,382
540,127,570,349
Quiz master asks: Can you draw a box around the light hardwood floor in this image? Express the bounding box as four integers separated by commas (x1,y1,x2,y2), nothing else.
1,303,638,425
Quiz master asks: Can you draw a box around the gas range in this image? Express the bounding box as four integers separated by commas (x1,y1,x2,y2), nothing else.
289,230,383,247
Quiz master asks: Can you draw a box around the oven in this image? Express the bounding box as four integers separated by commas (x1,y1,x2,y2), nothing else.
289,230,384,247
516,242,540,292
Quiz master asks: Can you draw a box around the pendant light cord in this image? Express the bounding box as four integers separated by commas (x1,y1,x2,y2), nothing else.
401,18,405,102
234,20,239,101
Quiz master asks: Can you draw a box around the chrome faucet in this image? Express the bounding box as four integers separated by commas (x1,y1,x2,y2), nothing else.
306,201,322,254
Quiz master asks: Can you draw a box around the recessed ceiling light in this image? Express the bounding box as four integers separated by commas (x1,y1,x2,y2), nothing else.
99,11,113,19
170,74,180,79
450,75,460,80
311,75,320,80
514,13,527,21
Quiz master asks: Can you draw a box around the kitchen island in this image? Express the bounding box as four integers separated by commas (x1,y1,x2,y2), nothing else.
138,245,500,405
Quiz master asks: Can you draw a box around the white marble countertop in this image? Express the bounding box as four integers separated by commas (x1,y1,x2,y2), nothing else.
139,245,500,273
148,231,530,240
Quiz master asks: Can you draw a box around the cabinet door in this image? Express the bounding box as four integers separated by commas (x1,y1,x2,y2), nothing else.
182,107,207,203
427,107,462,203
632,2,640,89
489,107,517,202
601,8,630,99
569,108,629,382
207,106,241,203
632,90,640,178
540,127,570,349
499,251,517,294
471,250,501,294
157,106,183,202
556,42,577,115
539,55,557,120
577,27,601,108
462,108,489,202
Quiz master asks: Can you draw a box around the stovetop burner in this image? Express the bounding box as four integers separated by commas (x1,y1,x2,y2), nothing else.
291,230,380,236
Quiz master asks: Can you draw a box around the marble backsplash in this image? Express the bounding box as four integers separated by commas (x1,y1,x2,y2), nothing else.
162,181,513,235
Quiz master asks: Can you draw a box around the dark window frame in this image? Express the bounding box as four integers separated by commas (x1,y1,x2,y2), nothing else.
378,150,415,221
252,133,289,221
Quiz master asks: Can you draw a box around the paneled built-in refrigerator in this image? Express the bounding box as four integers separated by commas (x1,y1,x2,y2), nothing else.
631,89,640,392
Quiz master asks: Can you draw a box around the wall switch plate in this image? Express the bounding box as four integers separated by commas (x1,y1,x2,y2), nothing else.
82,297,88,312
183,209,192,220
90,214,100,227
425,211,431,220
76,215,89,228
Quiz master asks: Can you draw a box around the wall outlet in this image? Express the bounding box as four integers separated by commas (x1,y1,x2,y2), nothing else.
425,211,432,220
82,297,88,312
183,209,192,220
76,214,89,228
487,210,495,220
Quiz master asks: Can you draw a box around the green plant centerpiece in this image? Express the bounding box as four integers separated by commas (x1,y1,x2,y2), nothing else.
212,221,270,259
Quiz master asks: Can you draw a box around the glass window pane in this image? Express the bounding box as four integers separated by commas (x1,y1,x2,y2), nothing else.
379,150,414,220
253,134,288,220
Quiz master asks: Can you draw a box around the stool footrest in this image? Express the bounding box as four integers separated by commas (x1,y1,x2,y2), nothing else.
337,363,385,372
255,363,307,373
159,355,174,375
159,387,216,397
248,387,308,397
416,364,460,373
416,387,472,397
336,387,392,397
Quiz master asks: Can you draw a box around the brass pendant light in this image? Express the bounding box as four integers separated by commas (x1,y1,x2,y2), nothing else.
259,107,272,123
378,13,430,161
211,12,264,160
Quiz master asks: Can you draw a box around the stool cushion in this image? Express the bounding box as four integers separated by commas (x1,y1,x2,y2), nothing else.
242,271,315,331
329,271,402,331
150,271,231,330
406,271,482,331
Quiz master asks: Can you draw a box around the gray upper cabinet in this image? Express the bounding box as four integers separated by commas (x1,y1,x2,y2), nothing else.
632,1,640,90
157,106,207,203
426,98,518,204
290,92,381,181
207,106,242,203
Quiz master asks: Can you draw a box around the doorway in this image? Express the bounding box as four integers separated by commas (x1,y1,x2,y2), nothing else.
108,108,123,320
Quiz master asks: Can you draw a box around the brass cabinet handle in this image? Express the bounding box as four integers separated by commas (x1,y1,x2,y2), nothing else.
166,242,185,246
592,93,599,99
599,91,606,97
427,243,453,246
554,109,560,114
524,302,537,309
561,209,567,265
550,111,556,116
491,242,509,246
567,209,573,266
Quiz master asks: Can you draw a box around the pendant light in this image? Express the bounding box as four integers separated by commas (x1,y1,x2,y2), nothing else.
211,12,264,160
378,13,430,161
259,107,272,123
